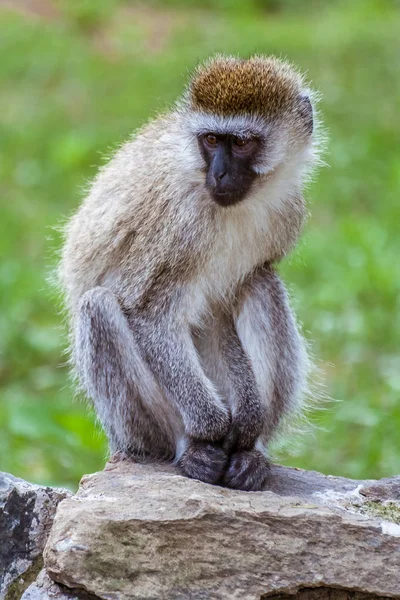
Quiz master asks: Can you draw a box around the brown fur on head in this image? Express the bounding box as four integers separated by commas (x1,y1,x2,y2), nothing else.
187,55,307,118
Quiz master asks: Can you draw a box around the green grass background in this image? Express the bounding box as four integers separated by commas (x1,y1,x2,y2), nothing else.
0,0,399,489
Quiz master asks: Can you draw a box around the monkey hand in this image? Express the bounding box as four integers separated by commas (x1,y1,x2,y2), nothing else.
184,402,231,443
222,449,270,491
177,441,228,485
221,406,270,491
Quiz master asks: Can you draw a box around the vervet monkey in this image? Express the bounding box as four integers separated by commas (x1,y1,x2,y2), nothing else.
59,55,321,491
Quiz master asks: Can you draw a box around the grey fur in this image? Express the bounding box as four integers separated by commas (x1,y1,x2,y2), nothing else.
59,55,322,491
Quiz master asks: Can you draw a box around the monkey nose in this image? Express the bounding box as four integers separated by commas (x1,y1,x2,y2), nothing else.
209,171,227,189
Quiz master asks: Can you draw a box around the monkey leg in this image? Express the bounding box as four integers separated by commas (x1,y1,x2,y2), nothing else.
74,287,179,461
235,265,308,442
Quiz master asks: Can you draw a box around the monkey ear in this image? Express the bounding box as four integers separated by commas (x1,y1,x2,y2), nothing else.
298,94,313,135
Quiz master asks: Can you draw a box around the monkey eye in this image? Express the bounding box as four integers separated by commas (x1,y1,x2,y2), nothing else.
233,137,249,147
205,134,218,146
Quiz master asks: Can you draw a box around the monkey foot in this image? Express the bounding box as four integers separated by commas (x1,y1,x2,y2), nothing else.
177,441,228,485
222,449,270,491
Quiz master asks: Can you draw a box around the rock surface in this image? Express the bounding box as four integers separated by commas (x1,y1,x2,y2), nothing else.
20,568,111,600
0,472,71,600
20,569,86,600
43,458,400,600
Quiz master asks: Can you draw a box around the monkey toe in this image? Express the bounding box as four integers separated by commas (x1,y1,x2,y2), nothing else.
177,441,228,485
222,449,270,491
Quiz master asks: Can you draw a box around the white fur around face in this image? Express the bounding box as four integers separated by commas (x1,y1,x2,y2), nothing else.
183,111,270,138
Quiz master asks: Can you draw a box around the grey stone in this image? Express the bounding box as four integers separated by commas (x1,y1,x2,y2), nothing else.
268,589,393,599
0,472,70,600
21,570,94,600
43,457,400,600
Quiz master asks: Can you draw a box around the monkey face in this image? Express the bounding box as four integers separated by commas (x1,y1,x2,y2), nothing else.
198,133,261,207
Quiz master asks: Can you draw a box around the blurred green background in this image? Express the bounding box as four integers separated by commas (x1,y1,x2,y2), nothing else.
0,0,399,490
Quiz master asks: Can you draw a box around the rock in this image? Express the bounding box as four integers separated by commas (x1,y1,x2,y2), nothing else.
269,590,393,599
20,569,91,600
0,472,71,600
44,458,400,600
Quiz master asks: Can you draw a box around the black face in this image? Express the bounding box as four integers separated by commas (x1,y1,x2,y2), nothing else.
198,133,261,207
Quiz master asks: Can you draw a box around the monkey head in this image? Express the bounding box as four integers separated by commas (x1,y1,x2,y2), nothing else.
178,55,318,207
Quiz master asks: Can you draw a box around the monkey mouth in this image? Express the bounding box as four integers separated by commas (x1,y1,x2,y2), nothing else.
209,189,245,207
206,182,248,206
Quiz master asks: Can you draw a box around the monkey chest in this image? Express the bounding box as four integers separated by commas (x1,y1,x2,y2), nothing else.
185,219,269,326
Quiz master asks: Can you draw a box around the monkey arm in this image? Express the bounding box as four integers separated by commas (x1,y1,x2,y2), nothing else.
217,312,267,452
129,316,231,444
